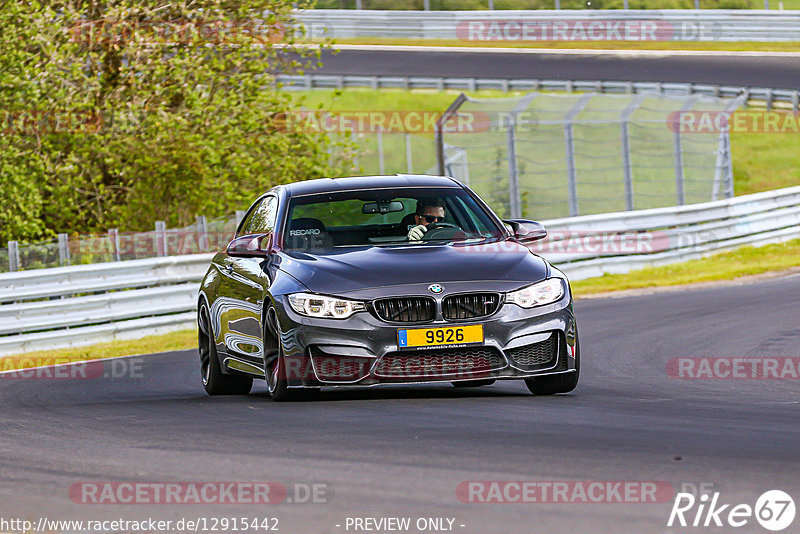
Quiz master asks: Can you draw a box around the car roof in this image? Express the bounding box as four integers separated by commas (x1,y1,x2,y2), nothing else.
282,174,461,197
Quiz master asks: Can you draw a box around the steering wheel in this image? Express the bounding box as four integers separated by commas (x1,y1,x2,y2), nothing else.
422,222,461,241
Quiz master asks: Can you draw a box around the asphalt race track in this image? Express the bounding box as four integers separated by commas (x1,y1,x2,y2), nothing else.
312,47,800,88
2,273,799,533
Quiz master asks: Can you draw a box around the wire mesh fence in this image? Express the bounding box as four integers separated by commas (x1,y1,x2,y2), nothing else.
438,91,745,220
3,215,239,273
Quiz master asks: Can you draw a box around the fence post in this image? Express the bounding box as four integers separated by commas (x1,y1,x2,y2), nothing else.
405,133,413,174
505,116,521,219
109,229,121,261
350,130,360,170
620,94,645,211
8,241,19,272
197,216,209,252
377,127,385,175
155,221,167,257
57,233,71,266
673,96,698,206
563,94,593,217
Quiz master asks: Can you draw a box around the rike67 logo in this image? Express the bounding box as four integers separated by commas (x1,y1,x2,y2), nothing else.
668,490,796,531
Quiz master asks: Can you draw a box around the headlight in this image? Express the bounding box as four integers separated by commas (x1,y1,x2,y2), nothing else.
287,293,365,319
507,279,565,308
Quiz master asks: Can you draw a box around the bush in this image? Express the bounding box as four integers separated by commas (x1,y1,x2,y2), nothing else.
0,0,351,244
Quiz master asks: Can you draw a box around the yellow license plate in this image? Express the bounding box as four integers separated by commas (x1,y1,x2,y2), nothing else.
398,325,484,349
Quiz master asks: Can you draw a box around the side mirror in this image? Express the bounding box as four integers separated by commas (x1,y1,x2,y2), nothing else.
226,233,273,258
503,219,547,243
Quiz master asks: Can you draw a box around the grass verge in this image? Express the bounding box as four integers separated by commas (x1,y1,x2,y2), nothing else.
0,329,197,371
571,238,800,296
325,38,800,53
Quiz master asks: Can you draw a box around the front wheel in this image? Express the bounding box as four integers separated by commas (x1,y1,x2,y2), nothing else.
524,336,580,396
263,307,318,402
198,303,253,396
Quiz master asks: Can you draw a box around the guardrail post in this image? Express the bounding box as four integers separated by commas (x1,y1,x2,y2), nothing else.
57,233,71,266
405,133,413,173
235,210,246,228
8,241,19,272
506,116,521,219
424,0,430,9
555,0,560,8
197,216,209,252
109,229,121,261
155,221,167,257
793,91,799,114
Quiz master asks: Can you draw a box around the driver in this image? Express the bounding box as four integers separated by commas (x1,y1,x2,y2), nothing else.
407,198,446,241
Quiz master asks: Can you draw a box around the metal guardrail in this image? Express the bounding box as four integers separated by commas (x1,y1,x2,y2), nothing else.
278,74,800,112
0,255,211,355
296,9,800,42
1,186,799,356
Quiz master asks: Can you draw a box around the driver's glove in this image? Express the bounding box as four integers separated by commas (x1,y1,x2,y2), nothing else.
407,224,427,241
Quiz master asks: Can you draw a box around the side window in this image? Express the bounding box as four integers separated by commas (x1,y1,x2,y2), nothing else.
236,199,264,238
245,196,278,235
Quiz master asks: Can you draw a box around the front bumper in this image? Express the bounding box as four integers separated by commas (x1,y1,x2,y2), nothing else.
274,292,578,388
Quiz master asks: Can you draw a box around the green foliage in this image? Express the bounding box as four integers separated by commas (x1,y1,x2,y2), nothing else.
0,0,351,245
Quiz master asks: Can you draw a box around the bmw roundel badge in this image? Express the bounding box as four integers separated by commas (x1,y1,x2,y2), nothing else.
428,284,444,294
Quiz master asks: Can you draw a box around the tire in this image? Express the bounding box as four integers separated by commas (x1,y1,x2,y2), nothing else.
198,303,253,396
452,379,496,388
524,335,580,396
263,307,318,402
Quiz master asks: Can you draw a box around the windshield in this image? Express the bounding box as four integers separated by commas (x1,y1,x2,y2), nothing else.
283,187,503,251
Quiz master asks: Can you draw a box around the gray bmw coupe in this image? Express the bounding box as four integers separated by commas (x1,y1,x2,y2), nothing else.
198,175,579,400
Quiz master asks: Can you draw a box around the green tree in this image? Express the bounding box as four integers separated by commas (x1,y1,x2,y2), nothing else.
0,0,350,243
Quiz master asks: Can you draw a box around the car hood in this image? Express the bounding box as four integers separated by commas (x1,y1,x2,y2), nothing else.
277,241,549,295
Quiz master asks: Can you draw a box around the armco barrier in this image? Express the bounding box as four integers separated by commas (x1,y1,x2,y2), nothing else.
295,9,800,42
278,74,800,112
1,187,799,355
